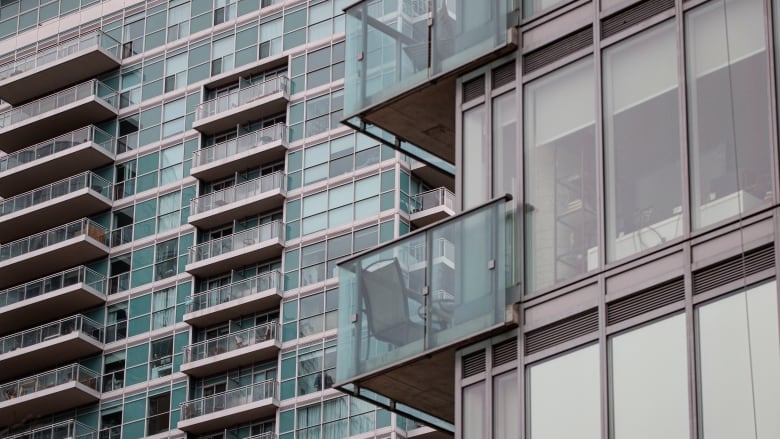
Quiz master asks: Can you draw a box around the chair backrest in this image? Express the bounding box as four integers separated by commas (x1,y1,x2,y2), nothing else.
360,259,417,346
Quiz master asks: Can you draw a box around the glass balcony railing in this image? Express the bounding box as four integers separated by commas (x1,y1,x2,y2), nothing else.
0,314,103,355
0,364,99,402
0,80,118,129
410,188,455,214
109,224,133,247
0,171,111,217
182,321,279,363
188,221,283,263
191,171,285,215
180,380,277,419
344,0,513,116
337,196,516,382
196,76,288,120
0,126,114,173
0,266,106,308
4,419,97,439
0,30,120,81
188,270,281,313
0,219,108,262
193,123,287,168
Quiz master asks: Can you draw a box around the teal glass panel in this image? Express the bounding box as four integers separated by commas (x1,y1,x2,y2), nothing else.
131,267,153,288
124,398,146,422
128,315,151,336
124,364,148,386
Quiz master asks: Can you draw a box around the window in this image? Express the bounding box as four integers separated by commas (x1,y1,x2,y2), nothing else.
151,287,176,330
154,238,178,281
102,351,126,392
147,392,170,435
105,302,128,343
149,337,173,379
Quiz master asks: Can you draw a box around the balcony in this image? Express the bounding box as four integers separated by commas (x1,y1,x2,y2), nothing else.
178,380,278,434
343,0,516,164
193,76,289,135
189,172,286,229
0,267,106,334
3,419,97,439
0,126,115,198
0,364,100,427
0,79,118,153
335,197,517,427
190,123,288,181
409,188,456,228
181,322,280,377
0,172,112,242
0,31,120,105
0,219,109,289
184,270,282,327
0,315,103,381
186,221,284,277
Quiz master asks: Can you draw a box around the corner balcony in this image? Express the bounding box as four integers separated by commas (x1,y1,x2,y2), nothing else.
0,315,103,381
409,188,456,228
0,267,106,334
343,0,517,164
335,197,518,428
186,221,284,277
193,76,289,135
0,219,109,289
190,123,288,181
0,126,115,198
0,172,112,242
184,270,282,327
0,79,118,153
0,364,100,427
0,31,121,105
179,380,278,434
181,322,280,377
3,419,97,439
189,172,286,229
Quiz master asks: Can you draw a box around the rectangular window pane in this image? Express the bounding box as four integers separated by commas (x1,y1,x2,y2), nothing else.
462,104,488,209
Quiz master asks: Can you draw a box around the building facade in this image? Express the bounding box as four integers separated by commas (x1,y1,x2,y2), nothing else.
336,0,780,438
0,0,453,438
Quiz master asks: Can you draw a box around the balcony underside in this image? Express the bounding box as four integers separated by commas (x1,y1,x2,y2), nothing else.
411,162,455,192
0,333,102,381
0,141,114,197
190,139,287,182
185,239,284,278
178,397,278,434
189,190,286,229
192,93,288,136
181,339,281,378
0,284,104,335
411,206,456,228
0,190,111,242
184,289,282,328
407,427,454,439
0,98,116,153
0,49,120,106
0,381,100,427
0,237,108,289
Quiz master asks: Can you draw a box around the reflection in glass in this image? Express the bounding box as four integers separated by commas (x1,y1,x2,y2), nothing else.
525,58,597,291
697,281,780,438
610,314,688,439
528,344,600,439
686,0,773,229
603,21,682,262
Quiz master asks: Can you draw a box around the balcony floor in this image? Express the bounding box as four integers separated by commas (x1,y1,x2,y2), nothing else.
185,238,284,278
192,93,288,136
178,396,278,434
189,190,286,229
181,338,280,378
0,333,103,381
184,288,282,328
410,205,456,228
0,141,114,198
0,283,105,334
0,381,100,427
190,138,287,182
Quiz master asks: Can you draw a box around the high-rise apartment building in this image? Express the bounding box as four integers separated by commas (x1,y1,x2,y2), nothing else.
0,0,454,438
335,0,780,438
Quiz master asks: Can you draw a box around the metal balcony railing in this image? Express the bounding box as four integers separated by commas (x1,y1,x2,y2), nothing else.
0,266,106,309
0,171,111,217
109,224,133,247
107,272,130,295
0,314,103,355
410,188,455,213
0,80,117,129
196,76,288,120
188,270,281,313
182,321,279,363
188,221,283,263
0,364,99,401
180,380,277,419
4,419,97,439
0,30,120,81
0,126,114,173
0,219,108,262
191,171,285,215
193,123,287,167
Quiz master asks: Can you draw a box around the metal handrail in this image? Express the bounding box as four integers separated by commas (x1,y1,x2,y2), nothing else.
0,171,111,217
191,171,285,214
0,314,103,355
188,270,281,313
196,75,288,120
0,363,100,402
193,123,287,167
188,221,283,263
182,321,279,363
410,187,455,213
180,380,277,419
4,419,97,439
0,126,114,173
0,266,106,308
0,218,108,261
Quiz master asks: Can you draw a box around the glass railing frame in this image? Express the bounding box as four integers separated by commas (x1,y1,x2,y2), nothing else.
0,126,115,173
182,321,279,363
0,218,108,262
187,270,282,313
0,171,112,217
195,75,289,120
179,380,278,420
0,363,100,402
410,187,455,213
4,419,98,439
192,122,288,168
0,266,106,308
0,314,103,355
188,221,284,264
190,171,286,214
